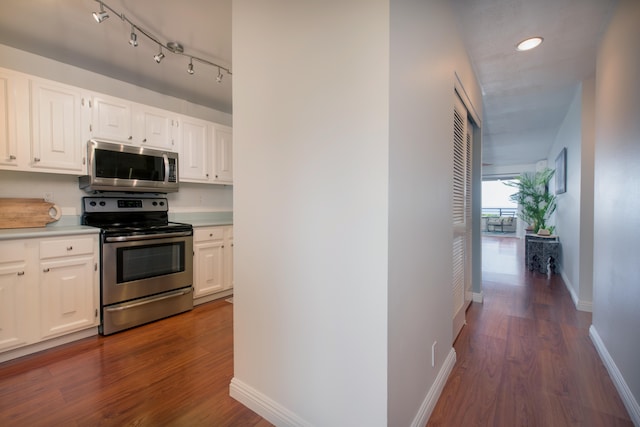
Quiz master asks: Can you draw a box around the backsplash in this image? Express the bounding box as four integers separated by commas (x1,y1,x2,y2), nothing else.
0,170,233,217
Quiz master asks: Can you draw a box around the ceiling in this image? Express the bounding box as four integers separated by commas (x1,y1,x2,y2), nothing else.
452,0,616,166
0,0,616,167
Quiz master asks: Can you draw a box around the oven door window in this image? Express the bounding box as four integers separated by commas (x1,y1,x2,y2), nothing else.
117,241,185,283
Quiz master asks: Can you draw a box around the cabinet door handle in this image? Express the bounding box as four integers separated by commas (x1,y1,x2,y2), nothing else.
142,138,147,143
43,268,50,273
34,157,40,162
9,155,16,160
128,136,133,140
67,246,73,251
17,271,25,276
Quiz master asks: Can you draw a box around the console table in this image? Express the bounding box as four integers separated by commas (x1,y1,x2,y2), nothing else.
525,234,560,274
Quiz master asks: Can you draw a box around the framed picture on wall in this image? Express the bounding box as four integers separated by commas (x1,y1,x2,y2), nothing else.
555,147,567,194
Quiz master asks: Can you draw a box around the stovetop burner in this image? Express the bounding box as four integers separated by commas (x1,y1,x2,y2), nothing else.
81,196,192,237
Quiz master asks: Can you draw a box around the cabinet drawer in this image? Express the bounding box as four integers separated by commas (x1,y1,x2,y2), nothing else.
0,241,27,263
194,227,224,242
40,237,94,259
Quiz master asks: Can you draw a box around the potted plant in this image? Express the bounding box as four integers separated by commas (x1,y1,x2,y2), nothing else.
504,168,557,234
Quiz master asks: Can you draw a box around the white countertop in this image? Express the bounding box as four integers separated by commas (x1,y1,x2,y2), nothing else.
0,211,233,241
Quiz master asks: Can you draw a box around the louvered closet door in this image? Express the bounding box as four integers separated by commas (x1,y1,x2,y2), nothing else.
452,93,472,342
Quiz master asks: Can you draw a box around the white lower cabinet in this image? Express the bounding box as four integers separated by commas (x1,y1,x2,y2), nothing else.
193,225,233,302
0,234,99,356
0,241,30,352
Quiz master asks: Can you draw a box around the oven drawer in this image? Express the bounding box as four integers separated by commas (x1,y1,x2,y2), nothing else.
101,286,193,335
40,237,95,259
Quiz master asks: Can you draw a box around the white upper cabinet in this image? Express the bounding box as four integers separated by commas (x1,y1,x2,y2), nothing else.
179,120,233,185
30,79,85,173
0,66,230,184
178,116,210,182
213,124,233,184
91,95,179,150
134,104,177,151
0,68,28,169
91,95,133,143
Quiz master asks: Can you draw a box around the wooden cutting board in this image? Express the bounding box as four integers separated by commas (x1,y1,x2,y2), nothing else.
0,198,62,229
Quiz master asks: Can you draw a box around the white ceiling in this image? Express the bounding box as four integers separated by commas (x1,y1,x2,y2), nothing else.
452,0,616,166
0,0,616,167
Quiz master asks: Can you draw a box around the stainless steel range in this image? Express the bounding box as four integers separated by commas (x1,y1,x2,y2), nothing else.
82,196,193,335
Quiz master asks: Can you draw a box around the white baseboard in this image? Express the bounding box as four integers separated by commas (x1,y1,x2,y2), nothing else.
410,348,457,427
0,327,98,364
193,289,233,306
589,325,640,425
229,377,312,427
560,270,592,312
472,291,484,303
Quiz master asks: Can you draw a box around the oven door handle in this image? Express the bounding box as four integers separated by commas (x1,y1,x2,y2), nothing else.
104,231,193,242
105,287,193,312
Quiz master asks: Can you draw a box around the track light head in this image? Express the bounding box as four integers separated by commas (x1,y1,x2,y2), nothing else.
154,50,165,63
129,27,138,47
89,2,231,84
93,3,109,23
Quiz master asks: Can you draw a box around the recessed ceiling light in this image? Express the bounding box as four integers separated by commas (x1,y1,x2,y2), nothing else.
516,37,543,51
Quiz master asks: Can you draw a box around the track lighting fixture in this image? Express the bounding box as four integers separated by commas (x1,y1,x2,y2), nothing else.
154,47,165,63
93,2,109,23
129,26,138,47
90,0,231,83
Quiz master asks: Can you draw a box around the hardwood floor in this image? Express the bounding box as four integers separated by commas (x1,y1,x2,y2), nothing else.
0,236,633,426
0,299,272,427
428,235,633,426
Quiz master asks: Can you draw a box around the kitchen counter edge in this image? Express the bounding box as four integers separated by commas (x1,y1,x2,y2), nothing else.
0,225,100,241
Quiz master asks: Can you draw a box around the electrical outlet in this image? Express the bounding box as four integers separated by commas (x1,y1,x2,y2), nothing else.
432,341,437,368
44,192,54,202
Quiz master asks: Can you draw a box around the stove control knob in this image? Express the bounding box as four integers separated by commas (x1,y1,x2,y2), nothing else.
152,201,158,206
99,201,106,207
159,201,165,206
89,201,97,207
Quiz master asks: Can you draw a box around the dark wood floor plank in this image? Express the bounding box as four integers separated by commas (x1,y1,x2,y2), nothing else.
428,235,633,426
0,299,270,426
1,236,634,426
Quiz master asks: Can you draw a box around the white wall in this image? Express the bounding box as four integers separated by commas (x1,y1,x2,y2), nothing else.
232,2,390,425
387,1,481,425
232,1,480,426
0,44,233,214
592,0,640,422
547,79,595,311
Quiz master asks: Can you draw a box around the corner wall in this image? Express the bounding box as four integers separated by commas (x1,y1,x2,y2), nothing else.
547,79,595,311
592,0,640,423
231,1,481,426
387,0,481,425
231,2,390,425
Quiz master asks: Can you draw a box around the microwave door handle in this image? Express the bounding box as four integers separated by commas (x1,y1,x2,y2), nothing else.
163,153,170,184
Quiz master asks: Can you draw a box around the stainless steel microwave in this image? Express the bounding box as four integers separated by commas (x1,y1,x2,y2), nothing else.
79,140,179,193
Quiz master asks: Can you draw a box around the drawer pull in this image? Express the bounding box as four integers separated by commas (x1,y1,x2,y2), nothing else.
17,271,25,276
9,155,16,160
43,268,50,273
67,246,73,251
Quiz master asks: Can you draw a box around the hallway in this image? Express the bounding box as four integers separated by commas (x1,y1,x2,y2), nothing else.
428,235,632,426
